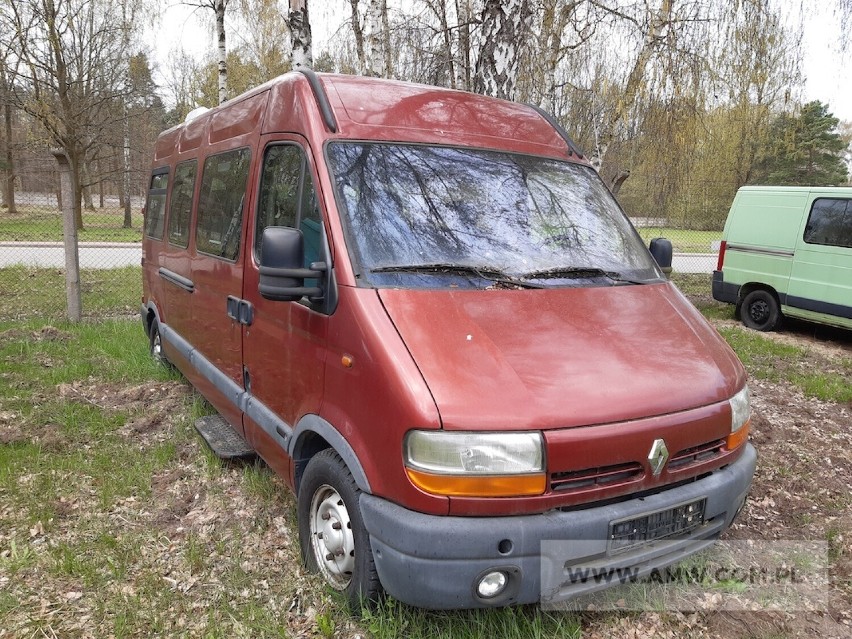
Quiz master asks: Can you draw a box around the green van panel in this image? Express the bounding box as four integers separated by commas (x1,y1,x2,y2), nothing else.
715,186,852,331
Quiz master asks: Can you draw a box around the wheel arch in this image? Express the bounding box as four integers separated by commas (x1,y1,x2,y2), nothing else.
289,414,372,496
737,282,781,307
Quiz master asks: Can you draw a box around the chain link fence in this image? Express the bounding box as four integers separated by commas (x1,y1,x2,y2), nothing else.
0,162,144,322
1,154,722,323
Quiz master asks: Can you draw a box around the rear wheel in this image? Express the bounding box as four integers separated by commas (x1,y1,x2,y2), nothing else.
298,449,381,610
741,290,781,331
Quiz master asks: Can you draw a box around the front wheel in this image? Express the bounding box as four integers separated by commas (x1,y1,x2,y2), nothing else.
149,320,170,366
741,290,781,331
298,449,381,610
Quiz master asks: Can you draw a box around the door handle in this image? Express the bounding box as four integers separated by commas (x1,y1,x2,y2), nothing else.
226,296,254,326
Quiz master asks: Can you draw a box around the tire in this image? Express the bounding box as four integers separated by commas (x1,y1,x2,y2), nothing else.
149,320,170,366
741,290,781,331
298,449,381,610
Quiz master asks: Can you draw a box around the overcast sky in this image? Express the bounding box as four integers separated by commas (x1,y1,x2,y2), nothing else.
152,2,852,122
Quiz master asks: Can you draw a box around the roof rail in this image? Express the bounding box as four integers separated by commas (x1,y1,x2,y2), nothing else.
297,68,338,134
526,104,584,159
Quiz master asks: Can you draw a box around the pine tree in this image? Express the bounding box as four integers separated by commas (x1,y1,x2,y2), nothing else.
754,101,849,185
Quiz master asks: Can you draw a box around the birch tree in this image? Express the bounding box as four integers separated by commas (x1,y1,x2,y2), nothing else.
183,0,230,104
473,0,534,100
289,0,313,69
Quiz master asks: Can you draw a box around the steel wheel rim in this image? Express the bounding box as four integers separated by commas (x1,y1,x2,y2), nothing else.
152,330,164,361
309,484,355,589
749,300,769,324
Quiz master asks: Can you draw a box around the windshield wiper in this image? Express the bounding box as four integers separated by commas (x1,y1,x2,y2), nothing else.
518,266,647,285
370,263,545,289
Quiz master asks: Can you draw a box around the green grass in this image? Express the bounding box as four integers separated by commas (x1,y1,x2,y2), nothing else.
718,326,852,402
636,227,721,253
0,206,142,242
0,265,141,320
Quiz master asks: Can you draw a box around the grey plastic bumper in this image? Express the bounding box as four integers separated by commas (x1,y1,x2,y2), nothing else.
712,270,739,304
360,443,756,609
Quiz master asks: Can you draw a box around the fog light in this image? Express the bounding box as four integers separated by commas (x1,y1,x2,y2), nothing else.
476,571,508,598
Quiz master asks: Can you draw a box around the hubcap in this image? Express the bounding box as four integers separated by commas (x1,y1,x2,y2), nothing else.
309,484,355,589
749,300,769,324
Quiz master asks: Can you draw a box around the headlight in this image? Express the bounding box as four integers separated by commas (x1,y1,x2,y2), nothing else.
726,386,751,450
404,431,546,497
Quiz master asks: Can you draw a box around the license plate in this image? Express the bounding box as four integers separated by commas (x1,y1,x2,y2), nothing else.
608,498,706,554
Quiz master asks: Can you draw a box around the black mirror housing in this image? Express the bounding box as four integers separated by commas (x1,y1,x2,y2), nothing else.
259,227,325,301
649,237,673,276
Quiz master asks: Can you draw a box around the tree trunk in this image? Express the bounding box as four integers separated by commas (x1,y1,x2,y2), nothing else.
289,0,313,69
216,0,228,104
473,0,533,100
381,0,392,77
68,151,84,230
123,103,132,227
348,0,366,74
456,0,471,90
366,0,385,77
428,0,455,86
590,0,673,171
1,101,15,214
82,161,95,210
1,66,17,214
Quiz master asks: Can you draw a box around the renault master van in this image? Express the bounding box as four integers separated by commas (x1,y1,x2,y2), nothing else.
713,186,852,331
141,70,755,610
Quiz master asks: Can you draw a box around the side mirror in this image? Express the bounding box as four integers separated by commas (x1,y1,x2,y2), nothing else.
259,227,326,302
649,237,673,277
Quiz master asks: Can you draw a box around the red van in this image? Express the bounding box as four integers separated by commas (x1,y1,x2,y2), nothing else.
141,70,755,610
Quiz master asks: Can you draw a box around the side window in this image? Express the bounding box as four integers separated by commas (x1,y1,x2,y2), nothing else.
144,171,169,240
196,148,251,261
255,145,302,258
804,198,852,249
255,144,323,279
167,160,197,248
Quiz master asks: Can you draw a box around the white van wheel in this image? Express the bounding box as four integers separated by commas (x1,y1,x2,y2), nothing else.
741,290,781,331
298,449,381,610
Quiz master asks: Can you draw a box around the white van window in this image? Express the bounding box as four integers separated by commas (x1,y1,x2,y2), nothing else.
167,160,197,248
804,198,852,249
196,148,251,261
144,171,169,240
329,143,660,288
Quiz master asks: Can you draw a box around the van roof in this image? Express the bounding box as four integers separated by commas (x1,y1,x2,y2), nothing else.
318,74,575,158
155,72,582,163
738,185,852,193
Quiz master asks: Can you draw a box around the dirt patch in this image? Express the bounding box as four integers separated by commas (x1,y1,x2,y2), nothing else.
56,379,192,445
0,418,67,451
0,325,73,345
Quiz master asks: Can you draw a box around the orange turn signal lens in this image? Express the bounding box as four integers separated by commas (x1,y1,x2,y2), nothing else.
405,468,546,497
726,420,750,451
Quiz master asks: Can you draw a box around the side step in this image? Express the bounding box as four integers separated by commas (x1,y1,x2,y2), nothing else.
194,415,257,461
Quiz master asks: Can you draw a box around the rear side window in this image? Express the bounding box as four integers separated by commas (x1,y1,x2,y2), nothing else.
144,171,169,240
255,144,322,279
804,198,852,249
167,160,197,248
196,148,251,261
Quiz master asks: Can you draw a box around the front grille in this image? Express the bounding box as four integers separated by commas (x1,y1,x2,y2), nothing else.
668,438,725,470
550,462,644,492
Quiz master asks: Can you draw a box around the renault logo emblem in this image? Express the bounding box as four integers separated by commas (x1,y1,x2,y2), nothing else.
648,439,669,477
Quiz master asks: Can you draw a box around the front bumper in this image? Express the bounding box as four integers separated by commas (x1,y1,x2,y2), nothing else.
360,443,756,609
